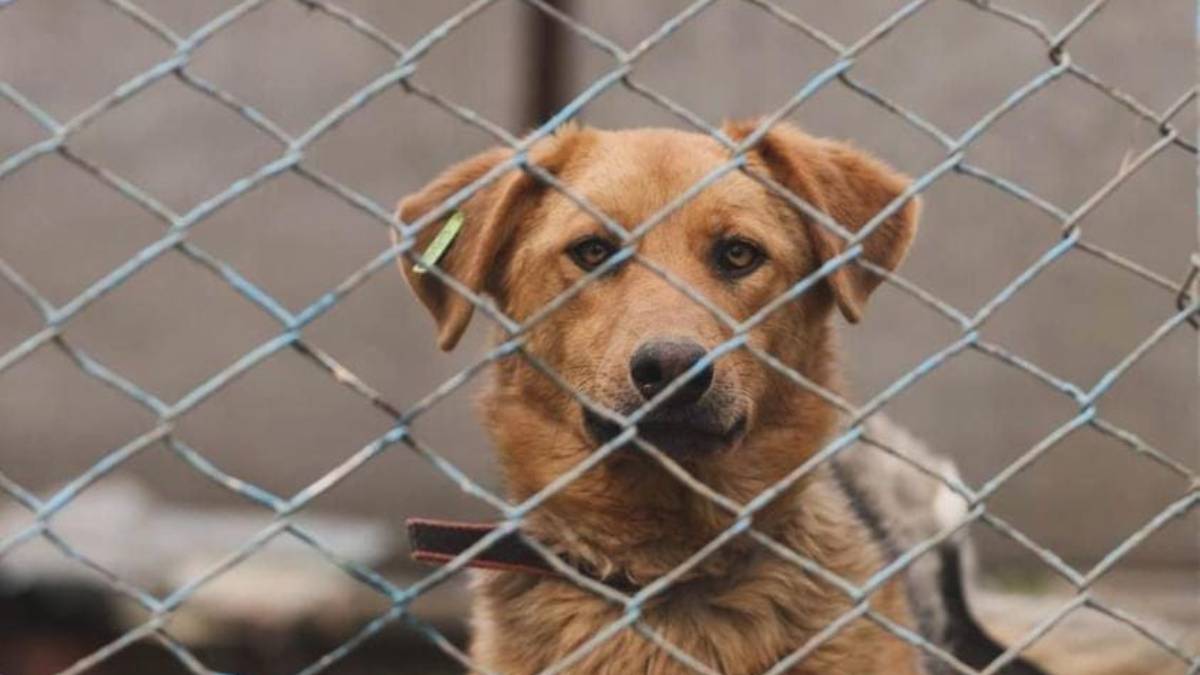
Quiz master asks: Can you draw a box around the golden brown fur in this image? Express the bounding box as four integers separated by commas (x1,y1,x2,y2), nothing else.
397,121,924,674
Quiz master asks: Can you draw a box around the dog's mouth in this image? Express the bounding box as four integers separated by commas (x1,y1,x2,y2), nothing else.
582,405,747,458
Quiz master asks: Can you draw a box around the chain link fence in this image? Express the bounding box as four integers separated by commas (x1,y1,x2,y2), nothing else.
0,0,1197,673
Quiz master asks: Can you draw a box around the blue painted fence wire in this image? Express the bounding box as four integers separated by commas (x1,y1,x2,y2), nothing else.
0,1,1197,674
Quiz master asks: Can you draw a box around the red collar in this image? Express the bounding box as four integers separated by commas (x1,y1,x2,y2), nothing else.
406,518,639,593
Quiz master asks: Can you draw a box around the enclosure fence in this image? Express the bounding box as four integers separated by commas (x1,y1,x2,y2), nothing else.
0,0,1198,674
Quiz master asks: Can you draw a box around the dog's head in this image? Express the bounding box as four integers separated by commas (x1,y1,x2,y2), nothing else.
396,122,917,509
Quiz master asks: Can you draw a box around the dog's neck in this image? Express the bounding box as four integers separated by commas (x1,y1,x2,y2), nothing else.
470,472,901,675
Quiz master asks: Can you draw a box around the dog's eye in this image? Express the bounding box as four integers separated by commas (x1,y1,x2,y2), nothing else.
568,237,617,271
714,238,764,278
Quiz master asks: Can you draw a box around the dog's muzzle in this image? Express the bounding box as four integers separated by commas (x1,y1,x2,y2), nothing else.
582,402,746,457
582,339,746,456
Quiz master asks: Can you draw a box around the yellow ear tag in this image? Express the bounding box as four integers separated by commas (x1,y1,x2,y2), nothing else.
412,211,465,275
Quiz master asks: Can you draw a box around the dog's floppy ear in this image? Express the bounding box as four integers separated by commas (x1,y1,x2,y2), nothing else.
395,129,583,351
724,120,920,323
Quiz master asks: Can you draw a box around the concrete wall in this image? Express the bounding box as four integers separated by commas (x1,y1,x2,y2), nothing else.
0,0,1195,570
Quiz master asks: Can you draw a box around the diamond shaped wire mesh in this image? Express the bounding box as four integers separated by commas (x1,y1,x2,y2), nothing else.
0,0,1196,673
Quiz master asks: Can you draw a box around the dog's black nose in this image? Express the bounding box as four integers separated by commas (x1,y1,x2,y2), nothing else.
629,341,713,405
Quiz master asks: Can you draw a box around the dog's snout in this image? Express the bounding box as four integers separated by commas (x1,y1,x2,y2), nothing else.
629,341,713,405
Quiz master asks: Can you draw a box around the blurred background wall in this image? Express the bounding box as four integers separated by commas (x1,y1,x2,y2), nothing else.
0,1,1196,671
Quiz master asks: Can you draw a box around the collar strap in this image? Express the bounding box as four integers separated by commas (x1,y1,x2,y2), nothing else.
406,518,638,593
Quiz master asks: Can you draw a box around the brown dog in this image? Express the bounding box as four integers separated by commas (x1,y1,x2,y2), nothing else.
398,121,924,674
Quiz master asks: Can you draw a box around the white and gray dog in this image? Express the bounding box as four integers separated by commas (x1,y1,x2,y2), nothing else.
833,416,1048,675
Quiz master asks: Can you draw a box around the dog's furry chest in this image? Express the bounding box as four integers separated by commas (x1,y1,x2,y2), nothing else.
464,528,923,675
